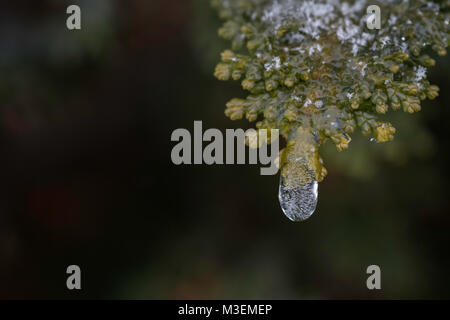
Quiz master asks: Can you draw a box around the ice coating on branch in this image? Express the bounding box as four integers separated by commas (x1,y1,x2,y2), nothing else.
277,127,323,221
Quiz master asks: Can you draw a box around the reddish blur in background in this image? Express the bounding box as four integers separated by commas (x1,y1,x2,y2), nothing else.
1,0,450,299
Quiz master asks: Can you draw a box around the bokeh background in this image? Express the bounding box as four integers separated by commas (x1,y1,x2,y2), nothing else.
1,0,450,299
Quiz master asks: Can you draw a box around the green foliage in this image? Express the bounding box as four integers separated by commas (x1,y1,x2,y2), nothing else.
213,0,450,182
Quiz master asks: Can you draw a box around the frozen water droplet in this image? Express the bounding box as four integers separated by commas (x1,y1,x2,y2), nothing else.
278,175,318,222
279,128,320,221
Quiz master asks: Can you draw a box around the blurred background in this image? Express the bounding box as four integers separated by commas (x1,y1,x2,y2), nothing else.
0,0,449,299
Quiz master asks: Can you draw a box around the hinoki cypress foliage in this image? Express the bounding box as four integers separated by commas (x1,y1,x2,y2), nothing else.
213,0,449,221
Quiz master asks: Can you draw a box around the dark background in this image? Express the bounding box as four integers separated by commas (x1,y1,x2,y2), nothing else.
0,0,450,299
